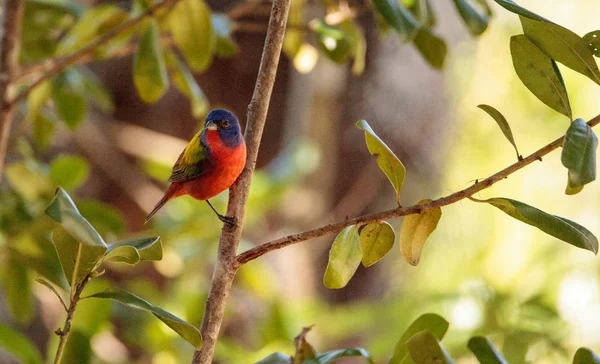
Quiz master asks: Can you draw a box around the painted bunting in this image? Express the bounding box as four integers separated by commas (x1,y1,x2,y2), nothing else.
145,109,247,225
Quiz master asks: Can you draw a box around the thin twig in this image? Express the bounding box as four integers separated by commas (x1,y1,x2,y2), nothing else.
14,0,360,82
14,0,273,81
53,274,93,364
7,0,179,109
236,113,600,265
191,0,291,362
0,0,25,180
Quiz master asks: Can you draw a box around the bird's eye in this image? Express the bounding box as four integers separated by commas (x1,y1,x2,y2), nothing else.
222,120,230,128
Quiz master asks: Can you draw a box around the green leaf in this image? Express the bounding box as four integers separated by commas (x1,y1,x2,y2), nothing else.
25,80,56,150
413,28,447,70
305,348,374,364
468,337,508,364
399,199,441,266
51,69,87,129
0,324,43,364
25,79,51,121
561,118,597,195
510,35,572,119
3,258,33,325
583,31,600,57
21,0,79,62
520,17,600,86
573,347,600,364
50,154,90,191
408,0,436,27
79,67,115,113
132,0,153,15
45,188,107,286
5,162,51,202
104,236,162,264
169,0,215,72
389,313,449,364
451,0,490,36
165,51,209,118
87,288,202,348
323,225,362,289
255,353,292,364
343,20,366,75
372,0,420,42
407,331,454,364
51,227,106,288
45,187,107,249
492,0,547,22
56,4,128,55
475,197,598,253
32,110,56,151
133,19,169,103
283,0,304,59
359,221,395,267
10,237,69,290
477,104,520,159
356,120,406,206
212,13,239,57
312,20,354,64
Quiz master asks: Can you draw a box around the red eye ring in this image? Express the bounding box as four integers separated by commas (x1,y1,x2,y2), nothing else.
222,120,230,128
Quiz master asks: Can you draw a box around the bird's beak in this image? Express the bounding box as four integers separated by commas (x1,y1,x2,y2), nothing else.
205,120,218,131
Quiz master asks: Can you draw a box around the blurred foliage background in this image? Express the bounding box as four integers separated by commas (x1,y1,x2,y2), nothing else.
1,0,600,363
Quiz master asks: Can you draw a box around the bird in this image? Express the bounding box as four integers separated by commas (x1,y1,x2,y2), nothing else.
145,109,247,226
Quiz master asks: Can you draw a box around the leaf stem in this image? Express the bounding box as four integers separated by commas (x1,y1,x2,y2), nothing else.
35,279,69,312
53,274,92,364
236,113,600,265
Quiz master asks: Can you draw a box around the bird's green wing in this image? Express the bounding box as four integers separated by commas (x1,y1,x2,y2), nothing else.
168,131,212,183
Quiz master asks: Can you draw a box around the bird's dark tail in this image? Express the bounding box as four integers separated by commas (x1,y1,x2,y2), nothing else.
145,185,178,224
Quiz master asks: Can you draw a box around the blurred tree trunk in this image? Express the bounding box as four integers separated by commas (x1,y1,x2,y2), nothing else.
297,3,462,302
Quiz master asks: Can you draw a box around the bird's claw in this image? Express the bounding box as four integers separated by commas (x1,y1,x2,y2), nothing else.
218,214,236,228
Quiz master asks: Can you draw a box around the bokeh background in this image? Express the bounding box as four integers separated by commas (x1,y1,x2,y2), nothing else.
2,0,600,363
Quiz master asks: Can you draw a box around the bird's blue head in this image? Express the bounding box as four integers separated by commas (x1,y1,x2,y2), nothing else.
203,109,243,148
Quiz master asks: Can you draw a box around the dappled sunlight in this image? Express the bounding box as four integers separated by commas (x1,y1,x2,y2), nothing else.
2,0,600,363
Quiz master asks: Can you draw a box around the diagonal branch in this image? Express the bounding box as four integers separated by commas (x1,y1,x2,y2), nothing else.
14,0,271,81
236,113,600,265
191,0,291,362
6,0,179,109
0,0,25,180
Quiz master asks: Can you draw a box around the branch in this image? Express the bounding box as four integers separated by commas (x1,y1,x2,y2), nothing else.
16,20,298,81
0,0,24,180
53,274,92,364
236,113,600,265
7,0,179,109
191,0,291,362
14,0,272,81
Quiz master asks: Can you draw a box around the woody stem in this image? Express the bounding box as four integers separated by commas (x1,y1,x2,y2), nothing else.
190,0,291,362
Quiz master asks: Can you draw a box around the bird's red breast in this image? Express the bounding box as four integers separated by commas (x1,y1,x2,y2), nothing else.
145,109,246,224
175,129,246,201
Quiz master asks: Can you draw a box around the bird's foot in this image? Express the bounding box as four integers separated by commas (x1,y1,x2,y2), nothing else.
217,214,236,228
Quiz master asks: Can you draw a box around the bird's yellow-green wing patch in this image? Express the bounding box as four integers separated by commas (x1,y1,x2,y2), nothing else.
168,130,210,182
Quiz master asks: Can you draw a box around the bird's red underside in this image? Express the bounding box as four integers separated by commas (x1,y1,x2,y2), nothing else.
170,130,246,201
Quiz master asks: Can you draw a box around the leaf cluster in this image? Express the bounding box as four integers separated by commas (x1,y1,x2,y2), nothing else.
257,313,600,364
